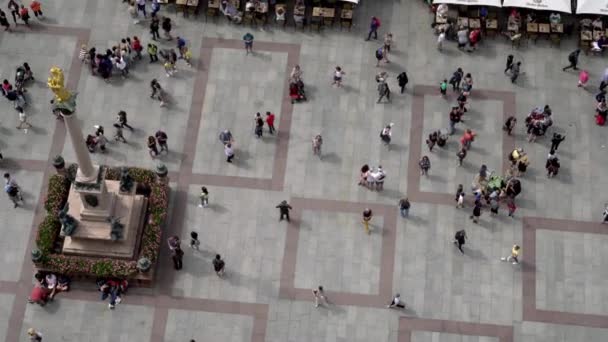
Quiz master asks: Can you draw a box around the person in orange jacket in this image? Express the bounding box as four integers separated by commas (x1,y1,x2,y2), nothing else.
30,0,43,19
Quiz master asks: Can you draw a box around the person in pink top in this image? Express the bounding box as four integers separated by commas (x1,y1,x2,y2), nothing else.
578,70,589,88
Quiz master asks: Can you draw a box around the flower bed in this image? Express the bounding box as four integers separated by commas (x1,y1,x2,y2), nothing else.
35,167,168,278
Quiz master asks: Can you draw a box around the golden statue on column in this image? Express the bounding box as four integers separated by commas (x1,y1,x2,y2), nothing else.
47,66,77,114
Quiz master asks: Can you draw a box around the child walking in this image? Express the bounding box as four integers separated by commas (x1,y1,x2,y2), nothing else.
440,79,448,96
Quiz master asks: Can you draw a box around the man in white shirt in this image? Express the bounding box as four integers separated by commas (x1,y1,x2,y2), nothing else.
387,293,405,309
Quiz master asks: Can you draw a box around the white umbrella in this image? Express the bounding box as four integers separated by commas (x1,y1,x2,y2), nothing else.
576,0,608,15
433,0,501,7
502,0,571,13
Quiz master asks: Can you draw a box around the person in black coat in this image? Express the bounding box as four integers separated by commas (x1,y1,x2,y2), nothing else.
397,72,408,94
276,200,292,222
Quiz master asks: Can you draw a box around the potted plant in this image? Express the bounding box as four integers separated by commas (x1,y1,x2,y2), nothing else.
137,257,151,272
31,248,43,263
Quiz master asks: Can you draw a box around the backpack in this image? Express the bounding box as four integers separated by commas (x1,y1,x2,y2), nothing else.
5,184,17,197
375,48,383,59
596,114,605,126
568,52,577,62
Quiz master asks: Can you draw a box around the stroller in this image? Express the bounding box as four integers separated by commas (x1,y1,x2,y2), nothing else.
289,79,307,104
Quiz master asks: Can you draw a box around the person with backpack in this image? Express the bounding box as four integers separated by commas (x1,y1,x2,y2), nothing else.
7,0,19,24
375,46,384,67
27,328,43,341
449,68,463,92
243,32,254,55
563,49,581,71
550,133,565,152
4,173,23,208
147,43,159,63
30,0,42,19
397,71,408,93
504,54,514,74
312,134,323,158
453,230,466,254
366,16,380,41
198,187,209,208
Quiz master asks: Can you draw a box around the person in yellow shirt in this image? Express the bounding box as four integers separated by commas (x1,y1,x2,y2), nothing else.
501,244,520,264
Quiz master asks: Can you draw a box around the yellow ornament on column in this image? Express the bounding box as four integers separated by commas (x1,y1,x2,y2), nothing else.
47,66,72,103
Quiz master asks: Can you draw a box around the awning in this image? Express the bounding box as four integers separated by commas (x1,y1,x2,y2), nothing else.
502,0,571,13
433,0,501,7
576,0,608,15
340,0,359,3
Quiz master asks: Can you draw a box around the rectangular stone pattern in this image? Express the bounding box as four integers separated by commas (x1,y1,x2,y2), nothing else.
0,35,74,161
419,98,503,194
536,229,608,316
171,185,286,303
192,48,286,178
294,211,383,295
21,299,153,341
412,331,499,342
165,309,253,342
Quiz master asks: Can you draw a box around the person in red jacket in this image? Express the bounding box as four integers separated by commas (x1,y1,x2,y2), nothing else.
18,5,30,26
468,28,480,50
265,111,275,134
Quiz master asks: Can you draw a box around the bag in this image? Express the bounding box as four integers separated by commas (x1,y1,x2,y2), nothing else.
596,114,605,126
4,184,17,197
375,48,383,59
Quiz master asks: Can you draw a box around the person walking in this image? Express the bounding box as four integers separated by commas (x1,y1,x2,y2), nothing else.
0,10,11,31
224,143,235,163
377,80,391,103
453,230,466,254
510,61,521,83
30,0,42,19
254,113,264,138
198,186,209,208
455,146,467,166
503,199,515,216
312,286,328,308
397,71,408,93
276,200,292,222
562,49,581,71
189,231,200,249
213,254,226,276
243,32,254,54
504,54,514,74
386,293,405,309
172,246,184,270
455,184,464,208
150,79,165,106
501,244,521,264
7,0,19,24
470,201,481,223
375,46,384,67
449,68,463,92
161,16,172,40
18,4,30,26
332,66,345,87
419,156,430,176
117,110,133,131
16,106,32,132
113,124,127,143
448,106,462,135
4,173,23,208
490,199,499,216
603,204,608,224
362,208,373,234
147,136,159,158
27,328,42,341
398,198,410,218
550,133,565,152
503,116,517,135
375,166,386,191
95,131,108,153
366,16,380,41
427,131,438,151
155,130,168,153
312,134,323,158
379,123,393,149
150,15,160,41
265,112,275,134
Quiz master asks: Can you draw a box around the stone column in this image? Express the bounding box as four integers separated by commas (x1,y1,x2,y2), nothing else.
61,112,96,182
